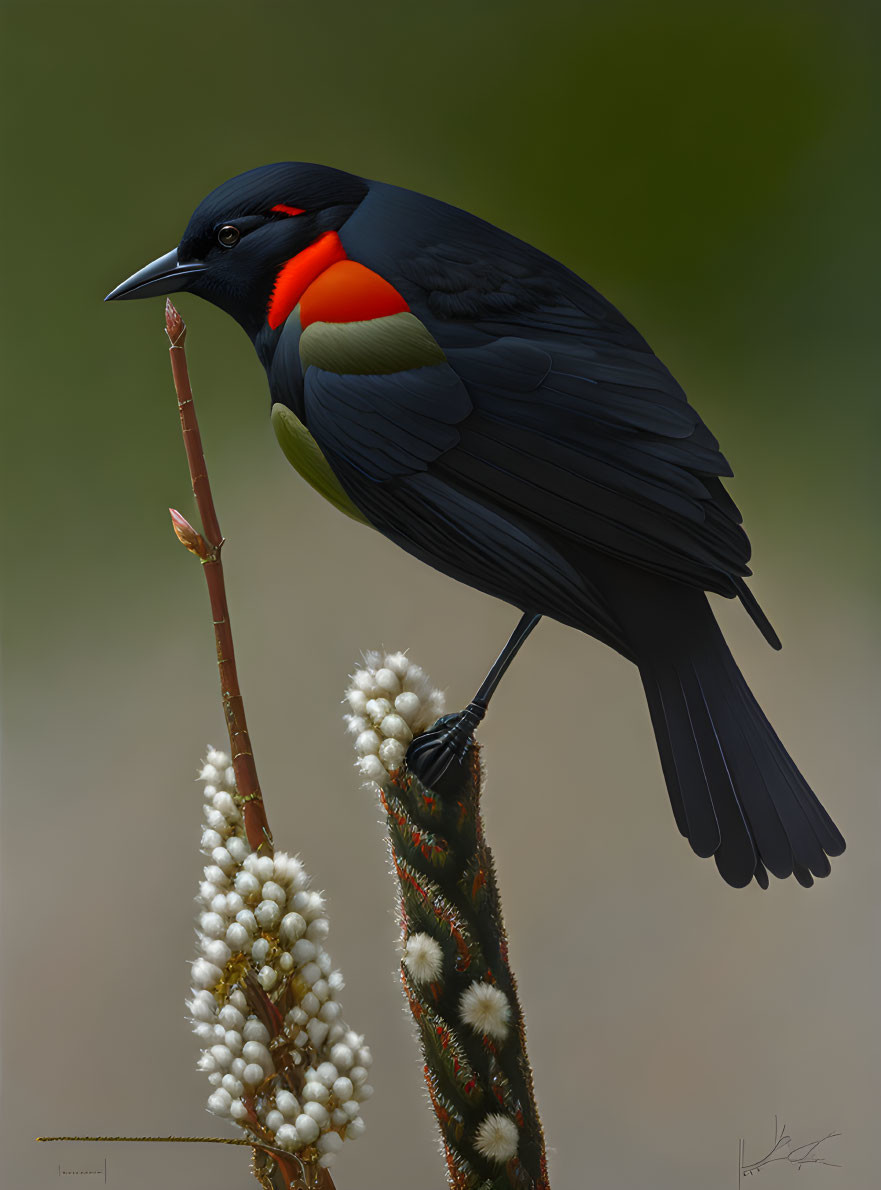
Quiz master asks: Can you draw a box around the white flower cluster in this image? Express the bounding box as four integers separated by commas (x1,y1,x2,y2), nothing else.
189,749,372,1169
345,651,445,785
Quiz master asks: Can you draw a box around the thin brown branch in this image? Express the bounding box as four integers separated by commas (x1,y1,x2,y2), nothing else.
164,300,272,855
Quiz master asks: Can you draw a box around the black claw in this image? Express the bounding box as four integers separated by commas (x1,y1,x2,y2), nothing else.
405,704,486,791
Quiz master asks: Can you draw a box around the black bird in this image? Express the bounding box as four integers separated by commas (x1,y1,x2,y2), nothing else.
107,162,844,887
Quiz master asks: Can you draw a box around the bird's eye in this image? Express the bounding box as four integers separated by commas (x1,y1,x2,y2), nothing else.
217,224,240,248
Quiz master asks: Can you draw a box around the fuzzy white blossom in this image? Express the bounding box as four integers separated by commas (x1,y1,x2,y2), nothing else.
345,651,445,785
188,751,372,1170
474,1112,519,1163
459,981,511,1040
403,931,444,983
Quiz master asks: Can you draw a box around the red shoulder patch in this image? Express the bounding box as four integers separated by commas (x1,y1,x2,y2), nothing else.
271,204,305,217
267,231,347,330
299,261,410,329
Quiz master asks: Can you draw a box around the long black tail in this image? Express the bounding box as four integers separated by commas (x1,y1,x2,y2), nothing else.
616,582,845,887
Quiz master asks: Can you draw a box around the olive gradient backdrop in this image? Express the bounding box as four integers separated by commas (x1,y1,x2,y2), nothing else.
1,2,878,1188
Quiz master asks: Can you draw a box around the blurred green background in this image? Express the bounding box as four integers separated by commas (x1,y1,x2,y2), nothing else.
2,2,878,1188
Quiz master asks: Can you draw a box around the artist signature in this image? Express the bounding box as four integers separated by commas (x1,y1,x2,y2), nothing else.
58,1158,107,1182
739,1117,840,1183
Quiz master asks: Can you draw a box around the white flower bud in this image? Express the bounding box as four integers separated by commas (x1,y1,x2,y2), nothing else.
188,991,217,1022
236,909,257,933
224,1030,243,1055
274,1122,299,1150
349,1065,367,1085
204,865,228,887
394,691,421,720
199,880,219,904
312,979,329,1002
380,712,413,743
199,912,226,939
276,1089,299,1117
191,959,222,989
330,1044,353,1071
225,922,250,950
333,1076,354,1101
210,894,228,915
212,790,238,818
366,697,393,723
242,1063,265,1088
243,1040,273,1071
280,913,307,944
347,1115,366,1138
218,1004,245,1030
302,1080,329,1104
255,900,281,928
291,938,316,964
224,891,245,915
315,1062,338,1086
355,730,380,756
207,1089,232,1116
224,765,235,786
357,1083,374,1101
265,1109,284,1132
306,917,330,942
221,1073,244,1097
243,1019,271,1043
317,952,332,976
204,807,227,832
231,1058,246,1078
346,688,368,714
379,738,406,771
355,1046,372,1068
261,880,286,905
306,1018,330,1046
230,1100,248,1121
200,763,219,782
279,952,294,972
211,846,236,874
251,937,270,965
328,971,345,993
235,872,260,899
202,939,231,967
255,856,275,882
319,998,341,1024
258,965,278,990
226,835,249,863
295,1114,320,1144
317,1154,336,1169
332,1107,348,1126
317,1131,342,1154
358,754,387,784
209,1044,233,1070
207,1071,223,1087
342,1099,360,1120
374,667,400,695
300,992,319,1017
201,829,223,852
301,962,321,987
303,1101,330,1129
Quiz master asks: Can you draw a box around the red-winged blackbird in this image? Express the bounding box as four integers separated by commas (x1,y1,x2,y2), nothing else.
107,162,844,887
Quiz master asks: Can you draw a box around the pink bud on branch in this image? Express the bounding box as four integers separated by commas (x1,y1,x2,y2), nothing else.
169,508,210,559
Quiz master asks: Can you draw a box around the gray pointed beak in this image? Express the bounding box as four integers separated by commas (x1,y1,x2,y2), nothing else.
104,248,206,301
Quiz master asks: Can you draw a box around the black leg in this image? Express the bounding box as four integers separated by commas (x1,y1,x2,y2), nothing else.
405,612,541,789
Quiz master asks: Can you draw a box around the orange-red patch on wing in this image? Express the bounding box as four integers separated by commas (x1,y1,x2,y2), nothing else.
266,231,347,330
271,204,305,217
299,260,410,329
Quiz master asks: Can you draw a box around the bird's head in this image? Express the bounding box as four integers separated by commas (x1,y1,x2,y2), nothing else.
105,162,369,339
